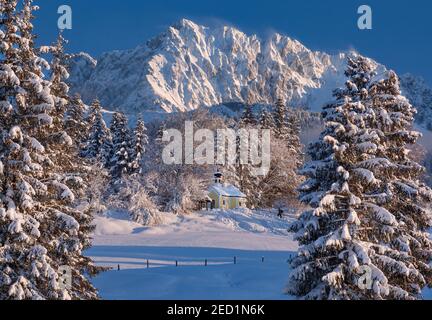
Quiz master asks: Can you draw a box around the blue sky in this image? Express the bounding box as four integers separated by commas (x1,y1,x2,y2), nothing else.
34,0,432,85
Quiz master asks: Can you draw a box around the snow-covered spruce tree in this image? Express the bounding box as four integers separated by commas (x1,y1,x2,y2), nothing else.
0,0,99,300
64,93,88,145
108,112,132,185
240,104,256,127
81,99,111,166
274,98,303,158
287,56,432,300
236,114,262,208
49,34,88,145
48,34,103,212
274,98,290,139
0,0,20,124
130,117,148,175
285,108,303,169
48,33,70,119
259,108,276,130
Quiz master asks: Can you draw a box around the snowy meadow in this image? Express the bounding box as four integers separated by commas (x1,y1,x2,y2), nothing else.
87,209,298,300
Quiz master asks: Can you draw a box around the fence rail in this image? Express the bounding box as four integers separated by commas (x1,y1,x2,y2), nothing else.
113,255,292,271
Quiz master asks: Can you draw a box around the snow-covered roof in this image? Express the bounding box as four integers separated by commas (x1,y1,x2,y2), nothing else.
209,183,246,198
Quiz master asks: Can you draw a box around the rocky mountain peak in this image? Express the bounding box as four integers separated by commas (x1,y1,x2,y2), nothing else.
67,19,431,131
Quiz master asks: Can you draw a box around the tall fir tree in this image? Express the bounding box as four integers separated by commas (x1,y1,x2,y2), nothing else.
276,99,303,161
286,107,303,168
274,98,289,139
235,115,260,208
240,104,256,127
64,93,88,145
108,112,132,184
130,117,148,175
154,121,168,150
0,0,20,127
259,108,276,130
234,107,254,202
49,33,70,118
81,99,111,166
0,0,99,300
288,56,432,300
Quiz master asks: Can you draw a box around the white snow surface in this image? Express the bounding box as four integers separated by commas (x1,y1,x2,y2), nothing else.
88,209,299,300
88,209,432,300
92,208,297,249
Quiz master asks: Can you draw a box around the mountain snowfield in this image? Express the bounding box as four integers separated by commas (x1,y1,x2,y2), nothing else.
67,18,352,113
400,73,432,130
68,19,432,129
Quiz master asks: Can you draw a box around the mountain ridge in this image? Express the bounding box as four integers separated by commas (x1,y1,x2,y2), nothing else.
67,19,432,130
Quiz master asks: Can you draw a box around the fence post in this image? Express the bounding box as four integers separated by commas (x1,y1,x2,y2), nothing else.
234,256,237,265
176,260,178,267
205,259,207,267
262,257,265,263
117,264,120,271
147,259,149,269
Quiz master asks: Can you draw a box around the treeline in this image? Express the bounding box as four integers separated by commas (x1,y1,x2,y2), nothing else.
76,97,307,219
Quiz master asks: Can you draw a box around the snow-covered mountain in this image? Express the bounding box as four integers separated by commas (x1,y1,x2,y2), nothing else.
400,74,432,130
68,52,97,87
67,19,352,113
68,19,431,128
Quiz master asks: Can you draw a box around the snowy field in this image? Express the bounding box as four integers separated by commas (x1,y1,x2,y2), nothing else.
87,209,298,300
87,209,432,300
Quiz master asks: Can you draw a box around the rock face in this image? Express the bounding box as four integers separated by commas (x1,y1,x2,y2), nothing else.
68,52,97,88
67,19,350,113
400,74,432,130
68,19,431,129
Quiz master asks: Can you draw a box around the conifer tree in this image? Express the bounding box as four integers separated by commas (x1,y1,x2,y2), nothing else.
0,0,99,300
259,108,276,130
49,33,70,118
288,56,432,300
286,108,303,167
130,117,148,175
240,104,256,127
0,0,20,127
108,112,132,184
274,98,289,139
274,98,303,159
155,122,166,144
64,93,88,145
235,116,260,207
81,99,111,165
